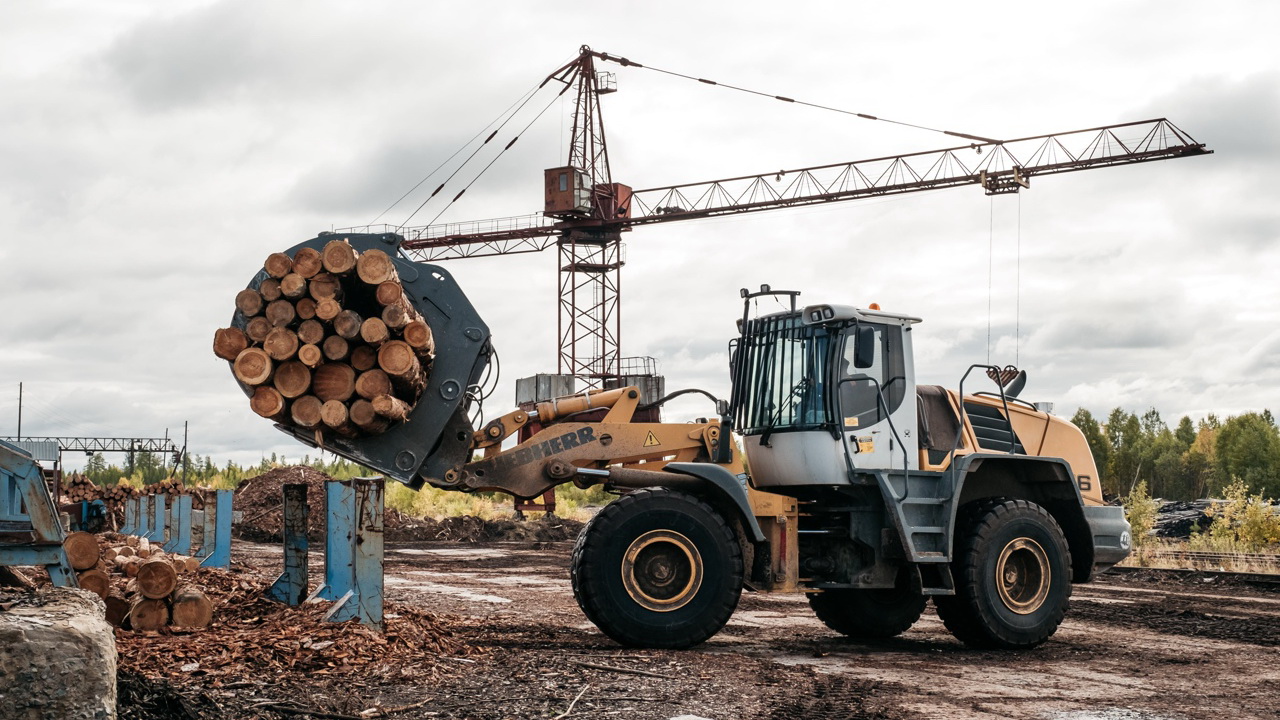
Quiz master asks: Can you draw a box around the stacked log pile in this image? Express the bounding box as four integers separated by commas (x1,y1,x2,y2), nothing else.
214,240,435,440
63,531,214,631
62,473,106,503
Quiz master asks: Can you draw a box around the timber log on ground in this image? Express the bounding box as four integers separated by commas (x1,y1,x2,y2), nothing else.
215,241,434,440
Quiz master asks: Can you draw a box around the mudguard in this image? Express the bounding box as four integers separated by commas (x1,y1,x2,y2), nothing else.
664,462,766,543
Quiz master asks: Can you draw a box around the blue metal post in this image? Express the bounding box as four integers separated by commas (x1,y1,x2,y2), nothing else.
324,478,383,629
199,490,232,568
146,493,166,543
163,494,192,554
197,496,214,559
268,483,309,605
121,497,137,535
135,495,151,538
308,480,355,603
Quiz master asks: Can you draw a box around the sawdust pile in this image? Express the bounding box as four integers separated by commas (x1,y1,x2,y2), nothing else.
115,566,476,684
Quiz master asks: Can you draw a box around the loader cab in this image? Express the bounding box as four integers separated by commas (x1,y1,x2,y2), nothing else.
729,299,920,491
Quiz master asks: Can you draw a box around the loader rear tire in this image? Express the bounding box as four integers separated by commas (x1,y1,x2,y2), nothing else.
934,498,1072,649
807,567,926,639
571,488,743,649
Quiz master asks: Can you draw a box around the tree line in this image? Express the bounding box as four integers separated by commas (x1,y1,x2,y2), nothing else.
1071,407,1280,501
79,407,1280,504
81,451,371,490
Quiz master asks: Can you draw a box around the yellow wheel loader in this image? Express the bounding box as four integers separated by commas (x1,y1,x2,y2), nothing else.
226,233,1131,650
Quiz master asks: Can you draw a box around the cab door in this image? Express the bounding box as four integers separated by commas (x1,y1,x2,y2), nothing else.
834,323,917,473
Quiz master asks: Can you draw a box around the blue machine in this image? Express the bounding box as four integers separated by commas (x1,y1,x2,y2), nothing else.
69,499,109,534
0,440,77,587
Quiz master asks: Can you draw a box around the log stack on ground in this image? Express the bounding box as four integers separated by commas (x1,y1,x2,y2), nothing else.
63,532,219,632
215,241,434,441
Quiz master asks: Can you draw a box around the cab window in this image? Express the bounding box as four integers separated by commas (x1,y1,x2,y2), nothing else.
837,324,905,429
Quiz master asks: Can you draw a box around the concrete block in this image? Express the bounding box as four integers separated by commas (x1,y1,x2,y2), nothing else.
0,587,117,719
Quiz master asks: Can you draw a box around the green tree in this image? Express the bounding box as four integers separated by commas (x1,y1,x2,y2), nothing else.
1105,408,1147,496
132,451,167,486
1214,413,1280,496
84,453,109,485
1174,416,1196,448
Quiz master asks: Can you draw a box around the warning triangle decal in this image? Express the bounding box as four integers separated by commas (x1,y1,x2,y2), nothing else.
643,431,661,447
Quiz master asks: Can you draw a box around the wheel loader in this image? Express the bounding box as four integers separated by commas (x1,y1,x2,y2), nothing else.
227,233,1131,650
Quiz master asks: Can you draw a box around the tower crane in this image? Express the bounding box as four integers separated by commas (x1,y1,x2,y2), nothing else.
349,46,1211,391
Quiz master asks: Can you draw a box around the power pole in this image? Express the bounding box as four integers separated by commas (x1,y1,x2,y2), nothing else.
16,383,22,440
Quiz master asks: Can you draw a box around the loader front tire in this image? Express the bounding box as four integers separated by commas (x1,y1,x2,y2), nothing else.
807,567,926,639
934,498,1072,649
571,487,743,649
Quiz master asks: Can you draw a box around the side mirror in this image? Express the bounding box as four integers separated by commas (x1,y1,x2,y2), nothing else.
854,325,876,369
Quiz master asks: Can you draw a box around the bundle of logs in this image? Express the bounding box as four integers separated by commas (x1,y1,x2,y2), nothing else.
63,531,213,631
213,240,435,439
60,476,212,524
62,473,119,504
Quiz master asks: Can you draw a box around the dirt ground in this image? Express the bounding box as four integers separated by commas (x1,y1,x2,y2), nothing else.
134,539,1278,720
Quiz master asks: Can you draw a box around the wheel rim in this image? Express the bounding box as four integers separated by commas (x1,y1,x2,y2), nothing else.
994,536,1051,615
621,529,703,612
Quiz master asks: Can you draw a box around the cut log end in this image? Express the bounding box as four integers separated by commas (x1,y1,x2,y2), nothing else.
245,316,272,344
295,297,318,320
291,395,323,428
264,252,294,279
322,335,350,362
263,327,299,361
129,598,170,632
233,348,273,386
350,399,389,433
213,327,249,361
76,569,111,599
322,239,359,275
273,361,312,399
296,319,325,346
171,588,214,628
265,299,296,328
356,248,397,285
333,309,363,340
350,345,377,372
375,280,403,306
280,273,308,299
292,247,323,278
234,289,264,317
355,369,392,400
260,278,283,302
135,557,179,599
403,320,435,356
360,317,390,346
250,386,287,420
298,343,324,368
309,272,342,301
312,363,356,403
63,532,100,571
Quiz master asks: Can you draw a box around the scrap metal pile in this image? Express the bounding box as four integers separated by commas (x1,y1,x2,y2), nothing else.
213,240,435,439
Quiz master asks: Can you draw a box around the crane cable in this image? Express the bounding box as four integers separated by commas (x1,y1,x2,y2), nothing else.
411,82,573,231
594,52,1002,145
369,81,544,226
396,79,568,229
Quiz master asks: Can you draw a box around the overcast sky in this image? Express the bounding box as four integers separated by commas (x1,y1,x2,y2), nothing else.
1,1,1277,472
